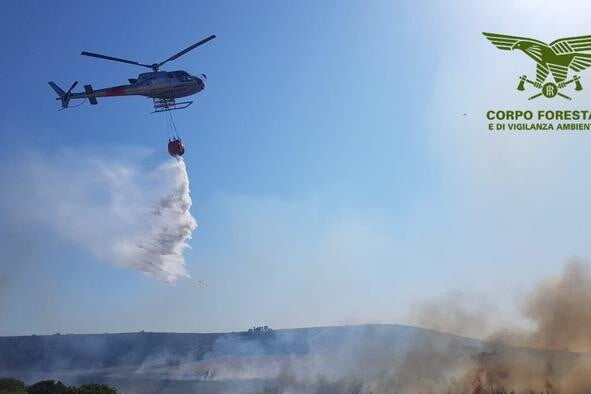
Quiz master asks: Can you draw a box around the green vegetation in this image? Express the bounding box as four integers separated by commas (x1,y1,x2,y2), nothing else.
246,325,273,335
0,379,117,394
0,378,26,394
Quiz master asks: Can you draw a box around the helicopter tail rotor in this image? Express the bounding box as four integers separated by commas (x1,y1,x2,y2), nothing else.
49,81,78,109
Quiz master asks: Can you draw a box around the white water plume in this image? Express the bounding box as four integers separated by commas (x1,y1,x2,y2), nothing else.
118,158,198,282
0,150,198,282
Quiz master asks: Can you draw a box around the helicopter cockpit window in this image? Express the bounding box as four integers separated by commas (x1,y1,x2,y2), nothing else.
173,71,192,81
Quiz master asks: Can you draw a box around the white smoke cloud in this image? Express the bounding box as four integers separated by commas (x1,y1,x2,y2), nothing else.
0,149,197,282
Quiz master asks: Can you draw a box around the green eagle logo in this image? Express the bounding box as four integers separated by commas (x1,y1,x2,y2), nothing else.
483,32,591,100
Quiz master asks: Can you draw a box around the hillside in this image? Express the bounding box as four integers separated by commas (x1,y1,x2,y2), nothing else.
0,324,582,393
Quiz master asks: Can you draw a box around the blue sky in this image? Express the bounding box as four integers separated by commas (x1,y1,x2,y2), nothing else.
2,0,591,336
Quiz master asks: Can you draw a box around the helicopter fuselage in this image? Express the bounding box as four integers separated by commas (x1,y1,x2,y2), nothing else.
70,70,205,101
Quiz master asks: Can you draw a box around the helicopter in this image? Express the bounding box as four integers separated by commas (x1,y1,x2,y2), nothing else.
48,34,216,113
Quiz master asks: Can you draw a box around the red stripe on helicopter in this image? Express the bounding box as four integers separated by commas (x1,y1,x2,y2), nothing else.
104,87,127,96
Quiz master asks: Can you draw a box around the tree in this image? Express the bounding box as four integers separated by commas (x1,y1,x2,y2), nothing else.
0,378,26,394
26,380,69,394
71,384,117,394
0,379,117,394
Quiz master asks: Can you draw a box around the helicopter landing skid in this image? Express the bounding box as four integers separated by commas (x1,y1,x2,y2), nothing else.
152,97,193,113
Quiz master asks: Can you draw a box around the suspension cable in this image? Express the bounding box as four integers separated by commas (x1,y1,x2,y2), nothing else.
167,108,179,139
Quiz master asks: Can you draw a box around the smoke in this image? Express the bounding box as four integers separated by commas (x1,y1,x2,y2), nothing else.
169,261,591,392
0,150,197,282
106,262,591,393
522,261,591,352
414,260,591,393
2,259,589,393
472,260,591,392
413,291,494,340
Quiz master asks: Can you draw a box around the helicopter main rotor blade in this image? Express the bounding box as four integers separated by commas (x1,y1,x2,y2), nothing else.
80,51,154,69
157,34,216,69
